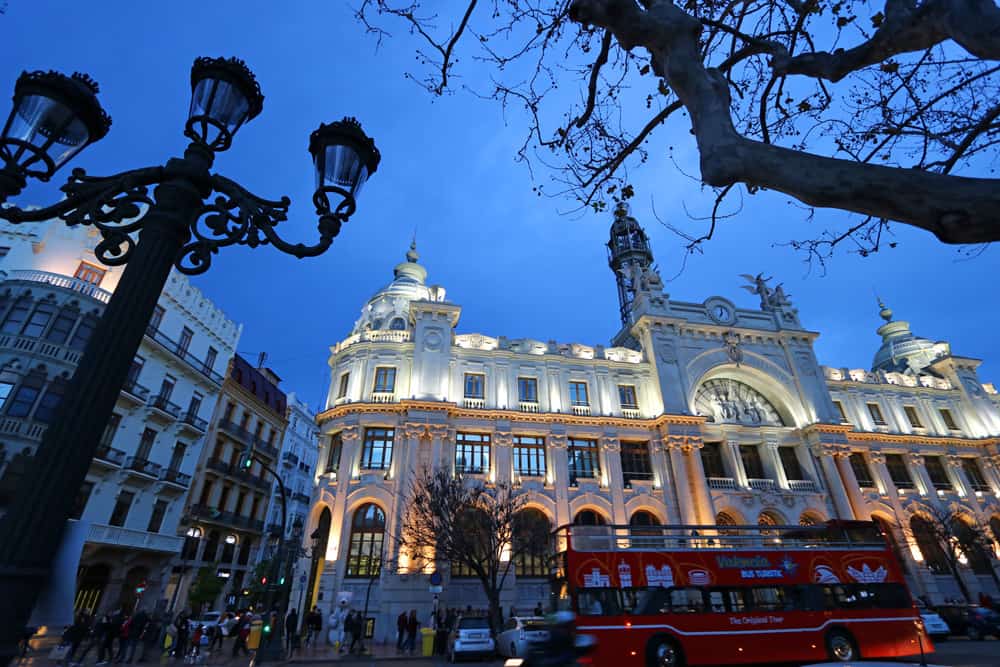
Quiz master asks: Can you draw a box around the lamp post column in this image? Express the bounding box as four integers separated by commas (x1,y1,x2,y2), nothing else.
0,146,211,666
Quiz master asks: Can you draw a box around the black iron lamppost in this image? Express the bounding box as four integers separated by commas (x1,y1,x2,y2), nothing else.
0,57,379,666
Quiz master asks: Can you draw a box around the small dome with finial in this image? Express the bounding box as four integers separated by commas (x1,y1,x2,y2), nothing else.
871,298,950,375
406,239,419,263
878,298,893,322
349,240,445,335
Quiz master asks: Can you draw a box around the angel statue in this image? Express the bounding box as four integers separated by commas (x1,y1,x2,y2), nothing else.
740,273,774,309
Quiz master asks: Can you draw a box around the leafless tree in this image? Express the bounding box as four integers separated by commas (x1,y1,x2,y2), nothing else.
356,0,1000,261
912,503,998,602
398,468,551,630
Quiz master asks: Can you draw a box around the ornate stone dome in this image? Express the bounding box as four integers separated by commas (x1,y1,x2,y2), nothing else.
351,241,446,335
871,300,949,375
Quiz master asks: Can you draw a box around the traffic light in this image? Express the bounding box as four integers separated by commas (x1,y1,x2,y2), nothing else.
262,624,271,635
241,588,250,597
260,575,267,585
278,576,285,586
242,452,254,469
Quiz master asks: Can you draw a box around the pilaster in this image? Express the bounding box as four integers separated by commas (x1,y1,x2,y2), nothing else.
601,435,627,523
667,436,696,524
549,433,570,526
493,430,513,485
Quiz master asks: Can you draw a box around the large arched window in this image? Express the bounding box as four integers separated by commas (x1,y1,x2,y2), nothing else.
715,511,738,526
910,515,949,574
514,508,551,578
873,516,908,573
346,503,385,577
798,512,821,527
389,317,407,331
573,509,607,526
629,510,661,527
181,528,201,561
452,507,493,578
952,517,992,575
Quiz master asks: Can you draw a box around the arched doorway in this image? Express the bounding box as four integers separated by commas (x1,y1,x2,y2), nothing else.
952,516,993,575
304,507,331,614
75,563,110,614
346,503,386,578
573,509,607,526
513,509,551,578
910,515,949,574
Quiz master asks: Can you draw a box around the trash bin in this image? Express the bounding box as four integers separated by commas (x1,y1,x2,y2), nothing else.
421,627,435,657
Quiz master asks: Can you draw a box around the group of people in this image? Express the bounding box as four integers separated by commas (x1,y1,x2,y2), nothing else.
57,608,161,665
394,610,420,654
327,603,369,655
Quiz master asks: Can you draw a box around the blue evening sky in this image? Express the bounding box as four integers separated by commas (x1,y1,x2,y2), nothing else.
2,1,996,411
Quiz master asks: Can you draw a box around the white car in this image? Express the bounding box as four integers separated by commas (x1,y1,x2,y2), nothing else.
189,611,223,631
920,610,951,641
447,616,495,662
497,617,549,658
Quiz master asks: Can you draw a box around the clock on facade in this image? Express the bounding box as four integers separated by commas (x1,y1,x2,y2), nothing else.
694,378,785,426
705,297,736,325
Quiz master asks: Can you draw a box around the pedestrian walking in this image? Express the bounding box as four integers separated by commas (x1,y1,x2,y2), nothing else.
121,608,148,663
304,607,322,647
395,611,407,652
230,613,250,658
284,609,298,655
403,610,418,655
329,601,348,651
62,613,90,665
171,612,189,660
346,611,363,654
137,614,161,663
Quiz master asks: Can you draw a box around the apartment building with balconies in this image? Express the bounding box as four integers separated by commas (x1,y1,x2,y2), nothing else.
0,219,240,629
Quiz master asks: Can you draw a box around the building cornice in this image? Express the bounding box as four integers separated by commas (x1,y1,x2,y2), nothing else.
843,429,999,449
315,400,706,430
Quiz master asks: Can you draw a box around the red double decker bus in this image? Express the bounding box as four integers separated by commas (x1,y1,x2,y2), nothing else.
550,520,930,666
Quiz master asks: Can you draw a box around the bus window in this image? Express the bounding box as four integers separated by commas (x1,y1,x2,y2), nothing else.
707,590,726,612
578,589,622,616
668,587,706,613
750,587,788,611
551,580,571,612
869,583,910,609
790,585,826,611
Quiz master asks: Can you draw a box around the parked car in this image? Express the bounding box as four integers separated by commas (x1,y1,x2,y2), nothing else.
189,611,223,631
447,616,495,662
965,606,1000,640
933,604,971,635
919,610,951,641
497,616,549,658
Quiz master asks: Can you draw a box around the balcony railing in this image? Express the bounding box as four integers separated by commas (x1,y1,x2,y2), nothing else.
93,444,126,467
0,416,48,441
571,404,591,416
180,411,208,432
121,379,150,402
463,397,485,409
144,324,224,385
931,480,954,491
788,479,818,492
218,419,253,444
622,408,641,419
371,391,395,404
87,522,182,554
7,269,112,304
124,456,162,478
748,478,777,490
159,467,192,487
147,394,182,419
708,477,736,490
206,457,233,475
282,452,300,466
254,437,280,460
518,401,539,413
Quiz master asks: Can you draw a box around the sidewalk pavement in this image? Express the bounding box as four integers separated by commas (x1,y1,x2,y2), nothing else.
288,641,435,662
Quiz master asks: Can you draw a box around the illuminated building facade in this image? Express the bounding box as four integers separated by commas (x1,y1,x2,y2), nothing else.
301,214,1000,640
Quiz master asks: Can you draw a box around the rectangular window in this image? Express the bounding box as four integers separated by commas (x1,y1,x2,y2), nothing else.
68,315,96,351
778,446,804,481
126,356,144,386
618,385,638,409
924,456,952,490
149,305,165,331
204,346,218,374
6,383,40,418
373,367,396,393
885,454,914,489
187,393,203,418
517,377,538,403
74,261,106,286
325,432,343,473
136,427,157,461
168,441,186,472
621,441,653,485
21,304,55,338
158,375,176,400
44,309,77,344
218,485,232,512
223,402,236,422
867,403,886,426
1,300,30,334
463,373,485,399
71,481,94,520
108,491,135,527
568,438,600,480
512,435,545,477
360,427,394,470
903,406,923,429
833,400,848,423
147,499,169,533
963,459,991,492
701,442,727,478
34,380,66,423
569,381,589,406
100,413,122,448
939,408,959,431
739,445,765,480
177,327,193,356
337,372,350,399
455,432,491,475
0,381,12,408
849,453,875,487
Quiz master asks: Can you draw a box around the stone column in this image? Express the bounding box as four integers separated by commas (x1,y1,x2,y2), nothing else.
813,444,854,520
668,436,697,524
725,438,748,488
947,455,982,510
834,449,870,520
601,435,627,524
549,434,571,526
764,438,789,490
493,430,513,485
868,451,897,498
980,456,1000,495
429,424,452,475
683,437,714,524
392,423,427,571
905,452,933,499
339,425,361,479
651,439,682,524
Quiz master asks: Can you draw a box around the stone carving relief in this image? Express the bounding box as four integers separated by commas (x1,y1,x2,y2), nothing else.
422,327,444,352
723,331,743,365
693,378,784,426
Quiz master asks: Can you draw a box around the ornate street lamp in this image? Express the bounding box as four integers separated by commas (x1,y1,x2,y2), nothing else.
0,56,379,666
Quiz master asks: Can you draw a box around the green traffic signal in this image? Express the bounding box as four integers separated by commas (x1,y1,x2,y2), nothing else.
263,624,271,634
279,576,285,585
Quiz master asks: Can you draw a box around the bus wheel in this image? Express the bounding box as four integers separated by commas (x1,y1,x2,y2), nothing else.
647,635,684,667
825,630,858,662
